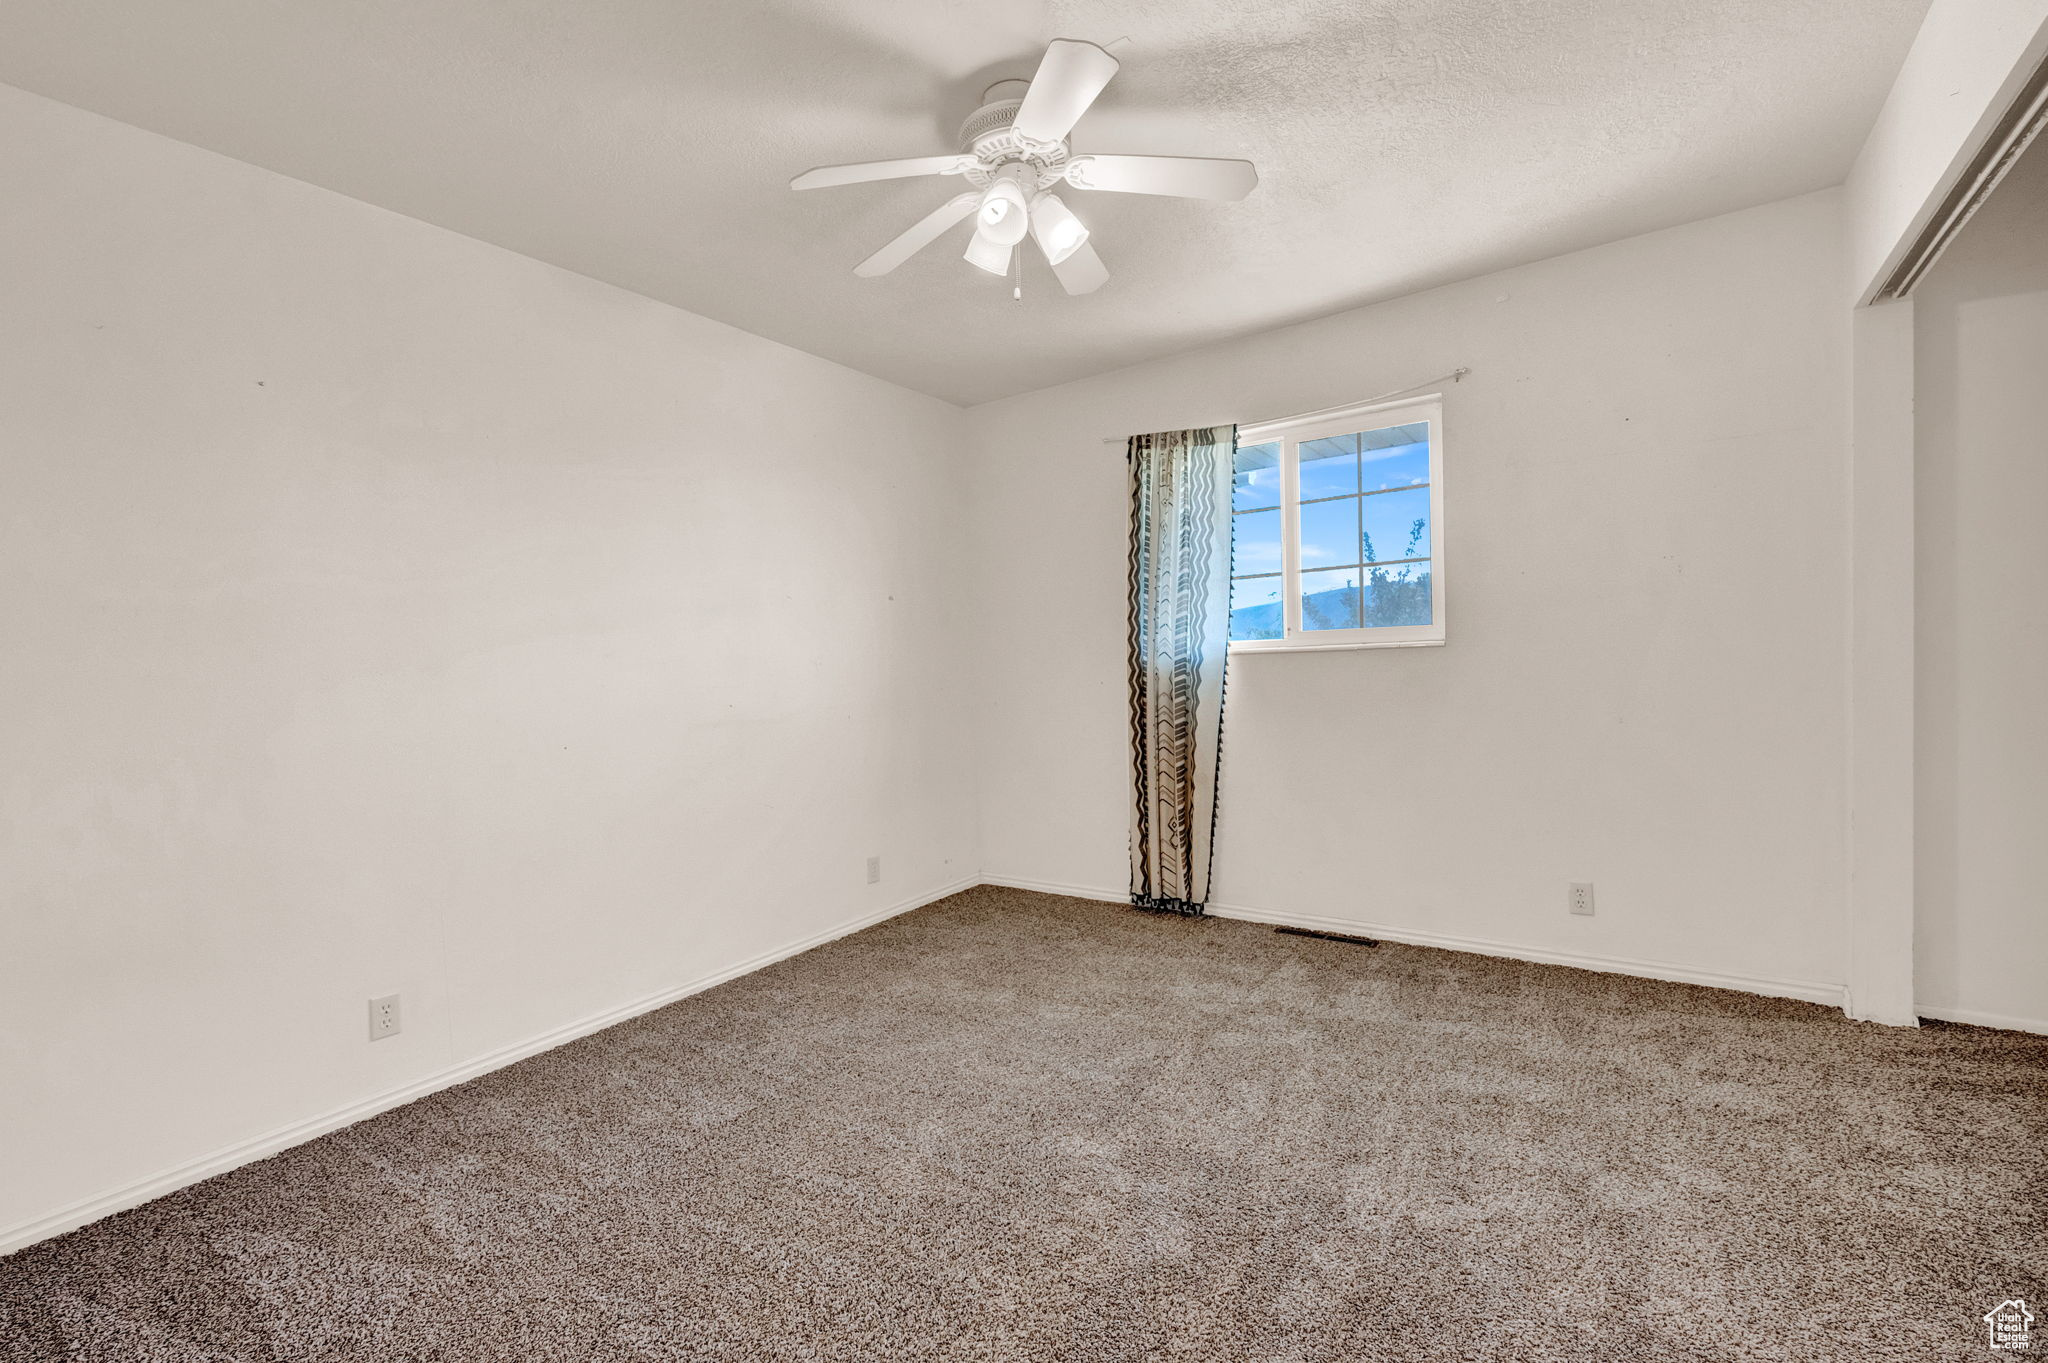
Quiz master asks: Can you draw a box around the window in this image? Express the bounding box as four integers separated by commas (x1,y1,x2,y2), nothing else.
1229,395,1444,651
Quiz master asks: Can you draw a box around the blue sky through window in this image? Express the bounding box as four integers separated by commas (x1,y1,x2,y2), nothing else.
1230,425,1432,640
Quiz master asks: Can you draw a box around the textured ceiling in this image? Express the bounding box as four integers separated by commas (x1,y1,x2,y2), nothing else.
0,0,1929,405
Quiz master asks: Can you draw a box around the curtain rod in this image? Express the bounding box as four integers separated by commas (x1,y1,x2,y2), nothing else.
1098,368,1470,445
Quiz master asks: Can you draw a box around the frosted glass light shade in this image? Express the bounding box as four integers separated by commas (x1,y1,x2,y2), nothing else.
1029,194,1089,265
964,226,1013,275
975,177,1031,246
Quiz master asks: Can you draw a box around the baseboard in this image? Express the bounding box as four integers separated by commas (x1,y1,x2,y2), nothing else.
0,876,978,1258
978,876,1845,1008
1840,987,1922,1029
1917,1005,2048,1036
1206,900,1845,1007
978,874,1128,904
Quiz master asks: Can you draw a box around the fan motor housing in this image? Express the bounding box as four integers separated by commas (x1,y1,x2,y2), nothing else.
957,97,1023,149
958,94,1068,190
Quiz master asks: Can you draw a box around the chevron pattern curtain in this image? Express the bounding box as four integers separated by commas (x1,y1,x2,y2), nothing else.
1126,425,1236,916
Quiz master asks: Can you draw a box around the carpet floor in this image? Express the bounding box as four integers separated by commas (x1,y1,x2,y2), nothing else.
2,885,2043,1361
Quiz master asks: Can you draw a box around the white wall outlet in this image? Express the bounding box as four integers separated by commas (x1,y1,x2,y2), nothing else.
866,855,881,885
1568,882,1595,916
368,993,401,1041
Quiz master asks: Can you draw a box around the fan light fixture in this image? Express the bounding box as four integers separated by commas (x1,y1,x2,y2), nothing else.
976,170,1032,246
791,38,1259,296
1029,194,1089,265
963,228,1013,276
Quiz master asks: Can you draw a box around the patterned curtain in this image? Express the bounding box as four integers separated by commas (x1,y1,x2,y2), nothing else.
1126,425,1236,916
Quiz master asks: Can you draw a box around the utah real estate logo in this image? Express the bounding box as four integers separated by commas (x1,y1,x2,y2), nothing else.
1984,1299,2034,1351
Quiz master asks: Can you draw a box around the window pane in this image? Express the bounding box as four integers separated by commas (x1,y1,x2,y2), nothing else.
1233,441,1280,512
1232,507,1282,577
1360,431,1430,491
1364,422,1429,446
1361,486,1431,563
1299,435,1358,501
1298,496,1358,569
1301,566,1362,631
1363,561,1432,627
1230,575,1284,640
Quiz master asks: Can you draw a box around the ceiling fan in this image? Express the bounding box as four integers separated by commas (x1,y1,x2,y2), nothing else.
790,39,1258,296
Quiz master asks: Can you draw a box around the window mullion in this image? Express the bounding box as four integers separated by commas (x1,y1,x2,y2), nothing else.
1354,473,1365,630
1281,437,1302,640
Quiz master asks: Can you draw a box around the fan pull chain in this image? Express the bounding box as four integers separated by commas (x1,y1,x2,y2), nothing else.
1013,246,1023,302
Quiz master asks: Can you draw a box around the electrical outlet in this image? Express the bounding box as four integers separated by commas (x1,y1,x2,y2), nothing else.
368,993,401,1041
866,855,881,885
1568,882,1595,916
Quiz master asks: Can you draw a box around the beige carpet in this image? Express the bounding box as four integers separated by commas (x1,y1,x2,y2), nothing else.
2,885,2043,1361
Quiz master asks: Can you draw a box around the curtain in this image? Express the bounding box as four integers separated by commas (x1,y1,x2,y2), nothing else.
1126,425,1236,916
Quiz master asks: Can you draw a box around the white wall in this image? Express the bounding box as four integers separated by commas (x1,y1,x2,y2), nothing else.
0,82,976,1246
970,191,1852,998
1844,295,1920,1025
1912,135,2048,1034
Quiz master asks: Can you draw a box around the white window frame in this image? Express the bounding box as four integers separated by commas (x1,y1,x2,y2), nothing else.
1229,392,1445,654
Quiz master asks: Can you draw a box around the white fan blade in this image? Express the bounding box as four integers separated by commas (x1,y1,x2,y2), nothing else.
1064,154,1258,201
854,192,980,276
963,225,1014,276
1011,40,1120,144
1049,239,1108,295
791,155,971,191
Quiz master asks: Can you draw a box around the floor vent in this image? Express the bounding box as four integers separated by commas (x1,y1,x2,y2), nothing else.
1274,925,1380,947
